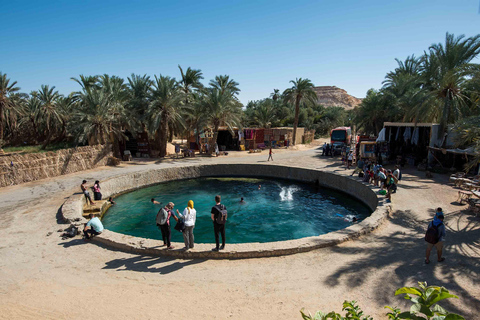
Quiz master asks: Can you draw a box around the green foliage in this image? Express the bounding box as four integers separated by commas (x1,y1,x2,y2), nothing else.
391,282,464,320
301,282,464,320
301,301,372,320
355,32,480,137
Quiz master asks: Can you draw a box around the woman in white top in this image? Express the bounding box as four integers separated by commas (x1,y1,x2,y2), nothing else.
177,200,197,250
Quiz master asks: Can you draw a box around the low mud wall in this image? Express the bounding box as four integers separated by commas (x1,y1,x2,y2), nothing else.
62,164,390,259
0,145,112,188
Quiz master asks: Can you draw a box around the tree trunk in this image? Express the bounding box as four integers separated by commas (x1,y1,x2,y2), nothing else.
159,117,169,157
0,107,4,141
292,97,301,146
210,123,219,155
196,125,201,153
41,131,53,150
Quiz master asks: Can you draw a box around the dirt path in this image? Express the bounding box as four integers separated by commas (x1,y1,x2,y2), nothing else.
0,142,478,319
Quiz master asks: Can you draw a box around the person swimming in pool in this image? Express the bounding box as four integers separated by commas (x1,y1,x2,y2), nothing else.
151,198,161,205
240,197,246,204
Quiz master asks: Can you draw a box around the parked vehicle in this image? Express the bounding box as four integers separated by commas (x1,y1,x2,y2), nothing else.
330,127,352,146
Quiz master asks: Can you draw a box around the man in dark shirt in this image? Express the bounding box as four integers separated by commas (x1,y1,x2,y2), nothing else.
211,195,226,251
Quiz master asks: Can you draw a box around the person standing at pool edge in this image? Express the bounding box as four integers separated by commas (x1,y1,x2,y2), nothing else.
81,180,95,205
177,200,196,250
156,202,178,249
211,195,227,251
93,180,102,200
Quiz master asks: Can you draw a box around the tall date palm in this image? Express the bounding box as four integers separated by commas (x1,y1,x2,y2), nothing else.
283,78,317,145
0,73,23,141
146,75,186,157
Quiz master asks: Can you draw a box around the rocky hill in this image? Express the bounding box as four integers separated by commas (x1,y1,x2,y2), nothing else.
313,86,362,110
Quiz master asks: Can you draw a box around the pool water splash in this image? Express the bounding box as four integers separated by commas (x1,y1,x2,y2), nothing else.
279,185,299,201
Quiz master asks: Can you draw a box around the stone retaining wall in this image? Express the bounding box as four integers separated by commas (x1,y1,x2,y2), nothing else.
0,145,112,188
62,164,390,259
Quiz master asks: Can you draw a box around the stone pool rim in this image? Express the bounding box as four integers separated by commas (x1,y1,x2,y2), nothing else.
61,164,391,259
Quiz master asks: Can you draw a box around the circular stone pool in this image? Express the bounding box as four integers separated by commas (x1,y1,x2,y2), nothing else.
102,177,371,243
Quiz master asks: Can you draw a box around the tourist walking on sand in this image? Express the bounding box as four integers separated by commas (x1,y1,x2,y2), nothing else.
351,158,364,176
83,213,103,240
211,195,227,251
176,200,196,250
425,208,446,264
81,180,95,205
93,180,102,201
156,202,178,249
268,146,274,161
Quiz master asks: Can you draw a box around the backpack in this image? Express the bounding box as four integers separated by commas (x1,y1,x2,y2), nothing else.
215,205,228,224
425,222,442,244
156,208,169,226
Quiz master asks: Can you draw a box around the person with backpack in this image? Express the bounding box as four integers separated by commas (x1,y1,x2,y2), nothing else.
425,208,446,264
176,200,196,250
156,202,178,249
211,195,227,251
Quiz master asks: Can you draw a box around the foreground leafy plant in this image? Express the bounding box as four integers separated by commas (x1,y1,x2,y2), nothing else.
391,282,464,320
301,300,372,320
301,282,464,320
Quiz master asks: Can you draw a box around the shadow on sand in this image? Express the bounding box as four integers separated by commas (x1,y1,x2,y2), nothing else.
102,255,206,274
322,208,480,316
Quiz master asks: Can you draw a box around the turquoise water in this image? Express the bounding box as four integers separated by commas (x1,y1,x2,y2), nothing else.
102,177,371,243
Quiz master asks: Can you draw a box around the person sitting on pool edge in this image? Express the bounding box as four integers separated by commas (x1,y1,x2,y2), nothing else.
83,213,104,240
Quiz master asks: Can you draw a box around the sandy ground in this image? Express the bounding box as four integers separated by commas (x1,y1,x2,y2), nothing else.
0,140,479,319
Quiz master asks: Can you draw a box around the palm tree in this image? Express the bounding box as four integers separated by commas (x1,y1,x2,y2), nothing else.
178,65,204,104
0,73,23,141
355,89,389,135
283,78,317,145
73,88,124,146
254,100,276,128
453,115,480,171
185,92,208,150
202,88,242,154
422,33,480,139
209,75,240,95
35,85,64,149
127,73,153,123
146,75,186,157
19,96,41,142
270,89,280,102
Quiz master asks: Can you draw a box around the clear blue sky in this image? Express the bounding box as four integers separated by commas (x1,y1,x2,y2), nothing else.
2,0,479,104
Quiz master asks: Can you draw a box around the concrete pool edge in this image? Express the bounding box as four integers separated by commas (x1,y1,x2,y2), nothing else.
61,164,391,259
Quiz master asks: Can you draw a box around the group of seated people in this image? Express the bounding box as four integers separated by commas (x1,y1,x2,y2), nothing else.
353,159,401,201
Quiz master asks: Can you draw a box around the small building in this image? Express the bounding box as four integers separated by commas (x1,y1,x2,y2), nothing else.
378,122,455,166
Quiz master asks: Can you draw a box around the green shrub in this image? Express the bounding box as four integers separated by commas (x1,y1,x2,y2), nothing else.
301,282,464,320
